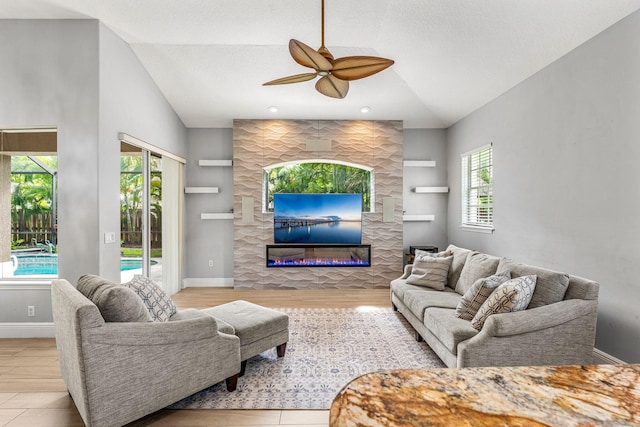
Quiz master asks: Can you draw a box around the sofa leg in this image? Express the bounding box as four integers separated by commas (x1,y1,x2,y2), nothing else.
415,331,424,342
225,374,238,392
392,303,398,311
239,360,247,377
276,342,287,357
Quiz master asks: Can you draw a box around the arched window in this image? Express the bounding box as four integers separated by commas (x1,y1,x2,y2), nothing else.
264,160,374,212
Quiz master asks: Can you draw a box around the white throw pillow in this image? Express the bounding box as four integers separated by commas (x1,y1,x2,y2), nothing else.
124,275,177,322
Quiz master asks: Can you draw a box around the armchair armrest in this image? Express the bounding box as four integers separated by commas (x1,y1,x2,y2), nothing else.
84,315,236,346
482,299,598,337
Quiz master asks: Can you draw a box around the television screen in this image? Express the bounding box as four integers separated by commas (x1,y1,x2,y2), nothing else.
273,193,362,244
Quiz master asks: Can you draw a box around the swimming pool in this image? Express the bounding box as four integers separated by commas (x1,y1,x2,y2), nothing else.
12,254,156,276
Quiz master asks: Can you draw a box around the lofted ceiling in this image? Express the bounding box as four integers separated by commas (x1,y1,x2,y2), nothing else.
1,0,639,128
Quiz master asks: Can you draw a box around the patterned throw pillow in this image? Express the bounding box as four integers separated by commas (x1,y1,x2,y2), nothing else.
455,270,512,321
124,275,177,322
406,255,453,291
470,275,537,330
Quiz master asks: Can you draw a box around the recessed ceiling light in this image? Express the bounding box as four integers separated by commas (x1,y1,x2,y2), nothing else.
360,106,371,113
268,106,279,113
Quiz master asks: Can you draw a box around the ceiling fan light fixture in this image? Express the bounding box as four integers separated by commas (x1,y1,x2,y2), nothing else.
262,0,394,99
360,106,371,113
268,106,279,113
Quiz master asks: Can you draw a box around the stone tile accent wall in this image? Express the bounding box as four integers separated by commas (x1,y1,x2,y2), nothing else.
233,119,403,289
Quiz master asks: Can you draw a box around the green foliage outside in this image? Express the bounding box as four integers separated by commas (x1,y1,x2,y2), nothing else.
266,162,371,211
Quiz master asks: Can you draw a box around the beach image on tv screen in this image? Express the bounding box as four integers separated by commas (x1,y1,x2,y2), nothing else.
273,193,362,244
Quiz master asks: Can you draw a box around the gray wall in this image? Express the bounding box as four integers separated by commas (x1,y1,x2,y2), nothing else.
184,128,234,283
0,20,186,324
446,11,640,362
402,129,448,256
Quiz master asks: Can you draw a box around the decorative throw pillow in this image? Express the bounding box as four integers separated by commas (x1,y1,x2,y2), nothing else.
470,275,537,330
455,270,512,321
406,255,453,291
414,249,452,259
124,275,177,322
455,252,502,295
77,274,150,322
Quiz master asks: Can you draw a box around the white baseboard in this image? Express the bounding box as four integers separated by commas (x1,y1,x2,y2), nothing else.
182,278,234,288
0,322,55,338
592,347,626,364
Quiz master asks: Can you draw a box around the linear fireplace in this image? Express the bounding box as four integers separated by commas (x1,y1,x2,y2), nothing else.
266,244,371,268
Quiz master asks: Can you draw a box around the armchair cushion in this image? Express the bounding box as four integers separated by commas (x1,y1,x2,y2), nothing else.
77,275,150,323
124,275,177,322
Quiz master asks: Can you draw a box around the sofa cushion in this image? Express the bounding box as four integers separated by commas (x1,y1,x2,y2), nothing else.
423,307,479,355
124,275,177,322
445,245,473,290
77,274,150,323
390,279,431,300
497,259,570,308
406,255,453,290
471,275,537,330
403,288,461,320
455,270,512,321
455,252,501,295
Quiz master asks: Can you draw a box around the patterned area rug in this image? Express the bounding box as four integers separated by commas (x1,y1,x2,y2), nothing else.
169,307,445,410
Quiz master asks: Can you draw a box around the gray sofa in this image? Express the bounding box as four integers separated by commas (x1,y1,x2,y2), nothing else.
391,245,599,368
51,278,241,427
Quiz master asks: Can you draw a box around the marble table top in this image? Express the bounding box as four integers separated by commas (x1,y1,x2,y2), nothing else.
330,364,640,426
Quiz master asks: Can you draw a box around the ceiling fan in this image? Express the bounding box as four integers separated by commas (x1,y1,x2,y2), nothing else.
263,0,394,99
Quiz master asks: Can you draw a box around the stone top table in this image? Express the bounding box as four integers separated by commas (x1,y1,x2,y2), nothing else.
329,364,640,426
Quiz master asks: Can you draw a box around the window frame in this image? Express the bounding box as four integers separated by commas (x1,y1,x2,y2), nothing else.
460,143,494,233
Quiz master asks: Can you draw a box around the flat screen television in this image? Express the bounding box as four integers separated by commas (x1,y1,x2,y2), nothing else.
273,193,362,244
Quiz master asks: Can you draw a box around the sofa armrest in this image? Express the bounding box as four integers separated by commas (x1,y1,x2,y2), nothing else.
399,264,413,279
84,315,235,346
482,299,598,337
457,299,598,368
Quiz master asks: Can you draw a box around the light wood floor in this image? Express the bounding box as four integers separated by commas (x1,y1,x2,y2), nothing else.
0,288,391,427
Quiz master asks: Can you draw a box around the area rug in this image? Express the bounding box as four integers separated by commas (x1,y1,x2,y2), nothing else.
169,307,445,410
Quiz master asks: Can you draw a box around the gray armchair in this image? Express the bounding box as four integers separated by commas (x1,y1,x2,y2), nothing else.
51,279,241,427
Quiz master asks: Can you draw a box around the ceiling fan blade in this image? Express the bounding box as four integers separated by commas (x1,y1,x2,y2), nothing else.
315,75,349,99
331,56,395,81
263,73,318,85
289,39,333,71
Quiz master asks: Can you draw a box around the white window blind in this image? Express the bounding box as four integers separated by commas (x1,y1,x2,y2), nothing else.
461,144,493,229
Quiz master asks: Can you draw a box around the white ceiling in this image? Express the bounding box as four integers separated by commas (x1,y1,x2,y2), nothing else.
2,0,640,128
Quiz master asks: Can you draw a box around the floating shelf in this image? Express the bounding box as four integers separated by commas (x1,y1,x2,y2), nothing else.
200,213,234,220
185,187,219,194
403,160,436,167
403,214,436,222
198,159,232,167
414,186,449,193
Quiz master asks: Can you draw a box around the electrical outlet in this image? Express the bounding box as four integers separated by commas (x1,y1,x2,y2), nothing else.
208,259,214,267
27,306,35,317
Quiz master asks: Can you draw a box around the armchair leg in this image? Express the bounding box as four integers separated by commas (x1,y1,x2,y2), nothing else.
276,342,287,357
225,374,238,392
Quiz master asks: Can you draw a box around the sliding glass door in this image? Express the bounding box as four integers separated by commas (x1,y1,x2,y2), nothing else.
119,136,183,295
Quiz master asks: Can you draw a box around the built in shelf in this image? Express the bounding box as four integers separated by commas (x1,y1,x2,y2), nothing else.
185,187,219,194
414,186,449,193
200,213,234,220
198,159,232,167
403,214,436,222
403,160,436,167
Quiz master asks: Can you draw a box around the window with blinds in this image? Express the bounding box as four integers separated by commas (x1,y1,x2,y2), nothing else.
461,144,493,230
